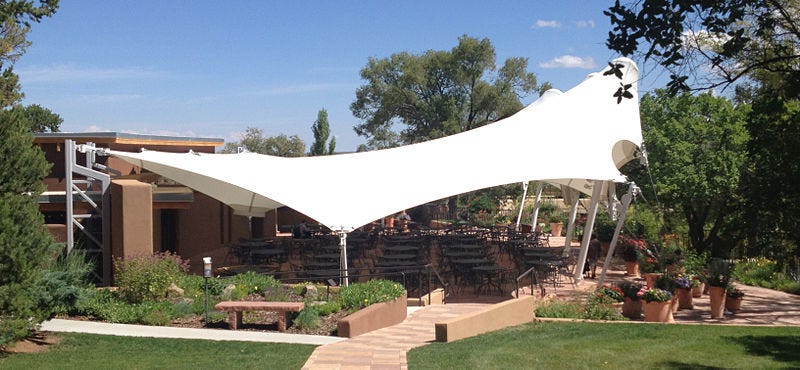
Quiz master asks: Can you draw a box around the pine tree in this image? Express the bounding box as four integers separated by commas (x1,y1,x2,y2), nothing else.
0,107,53,346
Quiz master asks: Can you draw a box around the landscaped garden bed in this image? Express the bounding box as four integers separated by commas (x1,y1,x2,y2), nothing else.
55,252,405,336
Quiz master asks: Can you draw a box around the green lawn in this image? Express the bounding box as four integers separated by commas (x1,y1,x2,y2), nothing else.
0,333,316,370
408,322,800,369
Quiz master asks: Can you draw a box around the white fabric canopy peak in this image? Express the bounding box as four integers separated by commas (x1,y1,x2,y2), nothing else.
107,58,643,232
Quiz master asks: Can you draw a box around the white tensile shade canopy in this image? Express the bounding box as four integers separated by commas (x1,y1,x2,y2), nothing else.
107,58,643,235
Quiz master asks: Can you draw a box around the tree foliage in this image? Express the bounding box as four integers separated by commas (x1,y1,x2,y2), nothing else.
605,0,800,95
0,0,59,347
309,108,335,155
351,35,548,149
624,91,749,257
221,127,306,157
0,107,54,346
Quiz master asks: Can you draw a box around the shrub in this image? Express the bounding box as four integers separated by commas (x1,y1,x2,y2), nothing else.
227,272,282,297
535,300,583,318
292,307,321,330
338,279,405,312
314,300,342,316
38,249,95,316
114,252,189,304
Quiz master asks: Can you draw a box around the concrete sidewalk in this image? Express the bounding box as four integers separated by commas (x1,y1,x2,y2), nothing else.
40,318,345,346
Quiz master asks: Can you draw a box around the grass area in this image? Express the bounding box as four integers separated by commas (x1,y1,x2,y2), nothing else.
408,322,800,369
0,333,315,370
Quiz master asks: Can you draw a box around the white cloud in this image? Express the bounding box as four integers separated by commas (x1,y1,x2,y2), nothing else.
531,20,560,29
17,63,164,83
574,20,595,28
539,55,598,69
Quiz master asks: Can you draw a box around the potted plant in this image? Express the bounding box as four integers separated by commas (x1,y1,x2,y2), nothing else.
594,285,624,303
673,274,695,309
548,212,566,236
638,287,674,323
706,258,733,319
618,236,646,276
618,281,643,319
725,286,745,313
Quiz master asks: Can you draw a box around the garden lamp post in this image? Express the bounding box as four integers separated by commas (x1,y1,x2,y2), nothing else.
203,257,212,323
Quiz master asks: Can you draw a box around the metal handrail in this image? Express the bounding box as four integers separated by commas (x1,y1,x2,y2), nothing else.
515,265,545,298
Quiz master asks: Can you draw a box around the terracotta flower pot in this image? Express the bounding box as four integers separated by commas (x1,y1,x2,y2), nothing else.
670,292,680,312
622,297,642,319
643,273,662,288
642,300,674,323
624,261,639,276
709,286,726,319
725,297,743,313
691,283,704,298
677,288,693,309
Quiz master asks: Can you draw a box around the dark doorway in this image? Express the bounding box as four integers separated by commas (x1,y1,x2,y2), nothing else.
160,209,178,253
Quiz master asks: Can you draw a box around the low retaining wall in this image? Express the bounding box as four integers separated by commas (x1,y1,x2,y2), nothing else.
408,288,445,306
435,296,535,342
337,294,407,338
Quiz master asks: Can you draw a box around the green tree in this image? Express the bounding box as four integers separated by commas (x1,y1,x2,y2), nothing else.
21,103,61,132
624,91,750,257
221,127,306,157
605,0,800,95
0,0,59,347
351,35,549,149
0,107,54,346
309,108,335,155
605,0,800,261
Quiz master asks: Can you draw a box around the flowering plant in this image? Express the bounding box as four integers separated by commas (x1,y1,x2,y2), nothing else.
618,236,647,262
595,285,624,303
726,286,745,299
637,286,673,303
707,258,733,287
673,274,696,289
618,281,643,301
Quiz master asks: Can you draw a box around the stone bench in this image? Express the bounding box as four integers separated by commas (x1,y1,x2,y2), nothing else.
214,301,304,331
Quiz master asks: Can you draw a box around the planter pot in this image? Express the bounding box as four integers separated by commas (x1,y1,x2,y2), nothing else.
709,286,726,319
642,300,674,323
725,297,743,313
677,288,693,309
691,283,704,298
670,292,680,312
624,261,639,276
621,297,642,319
643,273,662,288
549,222,563,236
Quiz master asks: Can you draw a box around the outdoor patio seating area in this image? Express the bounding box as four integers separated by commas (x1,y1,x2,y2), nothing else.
218,223,576,299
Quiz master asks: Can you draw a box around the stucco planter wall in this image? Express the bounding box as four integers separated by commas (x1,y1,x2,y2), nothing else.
337,294,407,338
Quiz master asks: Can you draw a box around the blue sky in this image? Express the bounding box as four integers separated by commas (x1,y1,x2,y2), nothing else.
16,1,659,152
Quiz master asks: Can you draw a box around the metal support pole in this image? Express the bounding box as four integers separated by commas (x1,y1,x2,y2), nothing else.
338,231,349,286
597,185,637,286
574,180,604,283
515,181,529,231
529,182,544,230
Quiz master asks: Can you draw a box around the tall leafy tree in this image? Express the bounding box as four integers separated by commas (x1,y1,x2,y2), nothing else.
221,127,306,157
309,108,335,155
605,0,800,95
0,0,59,346
624,91,749,257
605,0,800,258
351,35,548,149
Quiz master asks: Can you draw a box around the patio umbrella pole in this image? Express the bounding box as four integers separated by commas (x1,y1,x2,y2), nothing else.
529,182,544,230
338,231,349,286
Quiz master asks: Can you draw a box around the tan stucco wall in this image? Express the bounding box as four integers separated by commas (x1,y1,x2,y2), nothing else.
110,180,153,260
435,296,535,342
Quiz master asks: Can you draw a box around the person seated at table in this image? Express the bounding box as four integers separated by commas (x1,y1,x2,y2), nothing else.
292,220,311,238
584,233,601,279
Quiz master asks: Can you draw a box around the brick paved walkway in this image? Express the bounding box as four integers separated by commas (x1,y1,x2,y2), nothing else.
301,303,489,369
